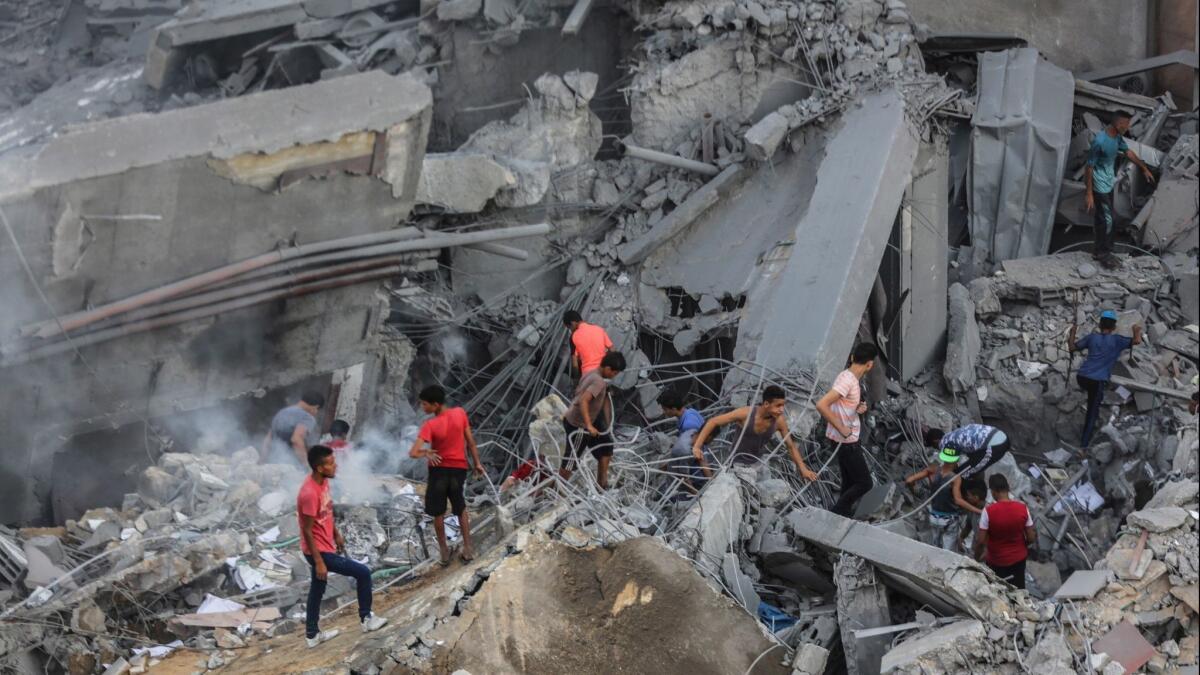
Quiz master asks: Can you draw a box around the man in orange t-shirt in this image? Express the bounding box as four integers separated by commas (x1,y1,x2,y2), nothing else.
563,310,613,377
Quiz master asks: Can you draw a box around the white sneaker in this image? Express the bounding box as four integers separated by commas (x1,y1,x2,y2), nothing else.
361,612,388,633
305,629,340,648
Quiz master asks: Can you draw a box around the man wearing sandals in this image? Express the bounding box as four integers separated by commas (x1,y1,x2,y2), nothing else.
409,385,485,565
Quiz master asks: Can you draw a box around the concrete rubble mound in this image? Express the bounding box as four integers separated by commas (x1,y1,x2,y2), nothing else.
0,0,1197,672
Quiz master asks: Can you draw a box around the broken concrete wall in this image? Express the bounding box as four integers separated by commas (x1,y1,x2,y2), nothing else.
730,88,918,384
629,33,808,151
431,15,637,149
905,0,1150,74
0,71,432,524
968,48,1074,264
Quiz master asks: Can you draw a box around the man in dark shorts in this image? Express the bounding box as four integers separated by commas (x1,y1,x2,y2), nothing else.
408,386,484,565
974,474,1035,589
690,385,818,483
922,424,1010,516
562,351,626,489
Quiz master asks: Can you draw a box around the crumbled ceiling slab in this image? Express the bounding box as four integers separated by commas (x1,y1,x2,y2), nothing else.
0,70,432,200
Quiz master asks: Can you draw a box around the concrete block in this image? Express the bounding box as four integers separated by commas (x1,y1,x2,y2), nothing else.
416,153,516,213
1145,480,1200,509
437,0,481,20
722,552,761,612
791,643,829,675
942,282,980,394
879,620,985,673
1127,506,1190,533
1053,570,1108,599
744,111,790,161
1143,177,1199,254
836,554,891,675
673,472,744,564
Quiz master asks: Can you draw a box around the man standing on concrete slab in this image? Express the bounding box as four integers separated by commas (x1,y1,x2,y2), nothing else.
563,310,613,378
921,425,1011,516
815,343,878,517
409,385,484,565
657,389,709,493
973,474,1035,589
1085,110,1155,270
1069,310,1142,449
298,445,388,648
692,385,819,482
562,351,626,490
262,391,324,466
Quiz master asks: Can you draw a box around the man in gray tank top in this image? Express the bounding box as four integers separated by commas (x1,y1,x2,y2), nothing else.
690,385,818,482
261,391,325,466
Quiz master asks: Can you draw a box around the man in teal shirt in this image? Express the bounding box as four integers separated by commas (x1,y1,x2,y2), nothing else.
1085,110,1155,270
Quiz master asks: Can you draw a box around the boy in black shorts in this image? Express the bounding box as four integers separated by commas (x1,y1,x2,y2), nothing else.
408,386,484,565
562,351,626,489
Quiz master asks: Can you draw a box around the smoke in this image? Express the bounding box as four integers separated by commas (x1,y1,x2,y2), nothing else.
329,424,424,505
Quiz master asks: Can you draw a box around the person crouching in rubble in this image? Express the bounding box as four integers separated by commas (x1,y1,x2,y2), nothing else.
691,385,819,484
408,385,485,566
562,351,627,490
1069,310,1142,450
298,445,389,648
905,449,987,551
262,390,324,466
657,389,709,494
814,343,879,516
920,425,1010,517
500,453,553,495
973,474,1036,590
1085,109,1155,271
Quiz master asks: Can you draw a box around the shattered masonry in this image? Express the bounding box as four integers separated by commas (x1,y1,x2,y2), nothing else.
0,0,1198,673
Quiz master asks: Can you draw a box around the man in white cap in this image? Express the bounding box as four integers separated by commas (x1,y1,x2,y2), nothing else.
1069,310,1142,449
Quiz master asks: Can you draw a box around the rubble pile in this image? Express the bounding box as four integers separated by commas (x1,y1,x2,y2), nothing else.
0,448,484,673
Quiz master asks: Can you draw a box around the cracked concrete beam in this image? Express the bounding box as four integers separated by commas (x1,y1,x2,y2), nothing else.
618,165,745,266
787,507,1014,623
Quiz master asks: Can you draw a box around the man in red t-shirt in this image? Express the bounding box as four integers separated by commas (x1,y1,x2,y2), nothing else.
408,385,484,566
563,310,613,377
500,453,553,494
973,473,1035,589
297,446,387,648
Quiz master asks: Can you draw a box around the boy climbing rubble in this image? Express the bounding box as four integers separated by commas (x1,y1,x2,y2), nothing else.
691,385,818,483
814,343,879,516
562,351,626,490
920,424,1011,516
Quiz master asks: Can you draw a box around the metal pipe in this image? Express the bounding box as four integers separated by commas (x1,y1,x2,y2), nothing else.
621,142,720,176
21,223,550,342
87,254,423,330
463,241,531,261
7,263,435,366
20,227,423,339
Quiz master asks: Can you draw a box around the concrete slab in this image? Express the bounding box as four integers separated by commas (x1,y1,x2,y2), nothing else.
1091,621,1157,674
732,88,918,382
836,554,891,675
619,165,745,265
879,619,986,674
1053,570,1109,599
788,507,1013,622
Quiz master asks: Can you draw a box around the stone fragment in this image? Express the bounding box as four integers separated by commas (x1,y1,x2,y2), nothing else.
943,283,980,393
416,153,516,213
967,277,1000,317
1127,507,1189,533
672,328,701,356
879,620,986,673
744,111,789,161
792,643,829,674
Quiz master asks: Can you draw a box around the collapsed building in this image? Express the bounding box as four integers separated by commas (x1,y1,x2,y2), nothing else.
0,0,1197,672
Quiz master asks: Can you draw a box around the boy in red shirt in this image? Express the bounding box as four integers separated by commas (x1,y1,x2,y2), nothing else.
327,419,352,457
408,386,484,566
563,310,613,377
297,445,387,648
973,473,1035,589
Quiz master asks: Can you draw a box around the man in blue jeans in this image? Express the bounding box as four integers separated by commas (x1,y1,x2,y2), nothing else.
1085,110,1155,270
1069,310,1142,449
297,445,388,648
